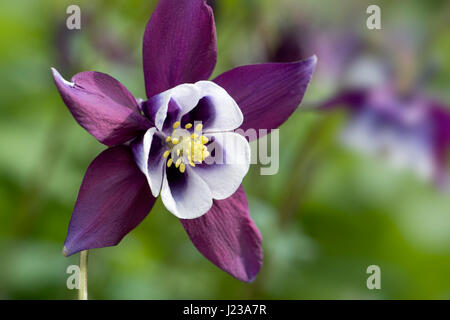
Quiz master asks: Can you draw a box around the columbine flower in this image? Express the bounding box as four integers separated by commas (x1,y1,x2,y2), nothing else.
52,0,316,282
322,86,450,189
305,23,450,190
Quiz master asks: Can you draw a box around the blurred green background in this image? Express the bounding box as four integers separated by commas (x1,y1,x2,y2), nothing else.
0,0,449,299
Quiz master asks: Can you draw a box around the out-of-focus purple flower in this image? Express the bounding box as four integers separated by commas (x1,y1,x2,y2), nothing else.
51,0,316,282
272,17,449,188
322,86,450,188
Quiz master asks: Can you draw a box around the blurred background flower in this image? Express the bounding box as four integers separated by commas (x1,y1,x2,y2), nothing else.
0,0,449,299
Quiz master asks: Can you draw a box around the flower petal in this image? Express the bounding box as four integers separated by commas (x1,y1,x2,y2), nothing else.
186,81,243,132
194,132,250,200
213,57,317,141
131,128,166,197
180,186,262,282
143,83,202,132
143,81,243,133
143,0,217,98
52,68,151,146
160,165,212,219
63,146,156,256
431,104,450,188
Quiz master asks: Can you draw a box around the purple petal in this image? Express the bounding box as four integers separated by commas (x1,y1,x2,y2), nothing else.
181,186,262,282
429,101,450,187
143,0,217,98
63,146,156,256
213,56,317,141
52,68,151,146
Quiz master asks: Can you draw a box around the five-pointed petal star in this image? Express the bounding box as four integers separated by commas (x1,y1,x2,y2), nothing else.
52,0,316,282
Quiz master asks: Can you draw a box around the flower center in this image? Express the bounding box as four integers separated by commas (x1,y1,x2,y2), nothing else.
163,121,210,173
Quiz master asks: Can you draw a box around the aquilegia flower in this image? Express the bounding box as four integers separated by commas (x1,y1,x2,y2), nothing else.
322,86,450,189
52,0,316,282
303,23,450,190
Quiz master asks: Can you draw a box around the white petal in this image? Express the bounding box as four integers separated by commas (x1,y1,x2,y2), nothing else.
149,81,243,133
132,128,165,197
195,81,243,132
160,166,213,219
195,132,251,200
152,84,202,131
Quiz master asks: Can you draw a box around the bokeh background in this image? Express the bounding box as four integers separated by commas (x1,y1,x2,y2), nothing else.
0,0,449,299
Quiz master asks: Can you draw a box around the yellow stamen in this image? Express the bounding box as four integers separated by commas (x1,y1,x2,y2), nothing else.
163,121,211,174
195,123,203,132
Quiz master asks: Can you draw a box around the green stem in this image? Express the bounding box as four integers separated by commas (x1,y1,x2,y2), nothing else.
78,250,88,300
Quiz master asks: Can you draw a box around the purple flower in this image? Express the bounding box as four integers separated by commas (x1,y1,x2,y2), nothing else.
322,86,450,189
52,0,316,282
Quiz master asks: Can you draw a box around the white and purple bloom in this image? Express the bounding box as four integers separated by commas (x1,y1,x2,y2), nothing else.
322,86,450,189
51,0,316,282
278,19,450,189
